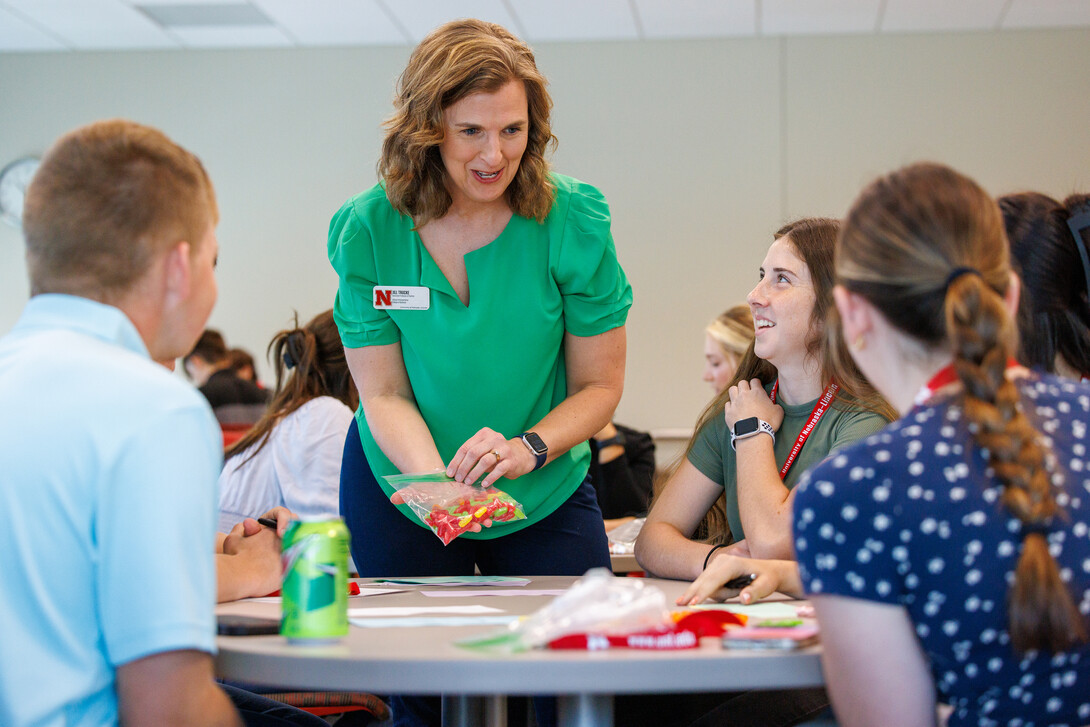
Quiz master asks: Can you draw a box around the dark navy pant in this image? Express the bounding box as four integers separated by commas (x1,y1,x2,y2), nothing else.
339,418,610,726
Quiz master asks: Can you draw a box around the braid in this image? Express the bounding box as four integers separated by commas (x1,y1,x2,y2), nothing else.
945,274,1087,653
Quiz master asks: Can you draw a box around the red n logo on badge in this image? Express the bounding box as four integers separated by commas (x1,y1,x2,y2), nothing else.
374,288,392,307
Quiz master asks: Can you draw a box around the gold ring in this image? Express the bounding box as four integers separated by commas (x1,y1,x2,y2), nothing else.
492,450,502,464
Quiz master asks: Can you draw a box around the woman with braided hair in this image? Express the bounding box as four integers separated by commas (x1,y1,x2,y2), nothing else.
217,309,357,532
683,163,1090,726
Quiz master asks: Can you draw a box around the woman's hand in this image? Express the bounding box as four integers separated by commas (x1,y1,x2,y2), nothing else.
677,554,803,606
445,427,536,488
723,378,784,431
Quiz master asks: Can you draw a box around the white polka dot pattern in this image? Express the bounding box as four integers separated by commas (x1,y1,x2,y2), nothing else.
794,374,1090,726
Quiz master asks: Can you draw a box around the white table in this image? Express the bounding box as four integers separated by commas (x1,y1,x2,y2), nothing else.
215,575,823,727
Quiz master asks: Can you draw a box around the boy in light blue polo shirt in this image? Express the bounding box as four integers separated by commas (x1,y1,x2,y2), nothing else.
0,120,240,727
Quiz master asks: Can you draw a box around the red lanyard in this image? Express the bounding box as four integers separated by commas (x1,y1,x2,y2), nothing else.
769,380,839,480
914,359,1020,406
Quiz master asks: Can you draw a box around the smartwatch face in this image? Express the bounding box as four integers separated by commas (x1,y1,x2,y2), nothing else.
733,417,759,437
523,432,547,455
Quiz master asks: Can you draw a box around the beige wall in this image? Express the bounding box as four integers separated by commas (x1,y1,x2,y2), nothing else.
1,29,1088,432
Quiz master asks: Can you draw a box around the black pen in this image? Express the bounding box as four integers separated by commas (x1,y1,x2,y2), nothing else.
257,517,278,529
724,574,757,589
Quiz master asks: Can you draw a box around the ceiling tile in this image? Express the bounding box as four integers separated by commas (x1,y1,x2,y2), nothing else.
509,0,638,42
0,5,68,50
3,0,176,49
252,0,406,45
882,0,1008,32
761,0,882,36
635,0,757,39
384,0,520,43
1003,0,1090,28
170,24,292,47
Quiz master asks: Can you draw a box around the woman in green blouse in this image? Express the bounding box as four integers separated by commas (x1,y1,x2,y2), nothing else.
328,18,632,585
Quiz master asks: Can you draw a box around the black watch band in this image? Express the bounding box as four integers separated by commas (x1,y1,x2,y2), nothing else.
520,432,548,471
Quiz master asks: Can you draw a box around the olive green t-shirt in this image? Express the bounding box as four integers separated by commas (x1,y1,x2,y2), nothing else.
688,383,889,541
327,174,633,538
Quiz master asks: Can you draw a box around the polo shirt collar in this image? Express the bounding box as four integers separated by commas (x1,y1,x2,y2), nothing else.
16,294,150,359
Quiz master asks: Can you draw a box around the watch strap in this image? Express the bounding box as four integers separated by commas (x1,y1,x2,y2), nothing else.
730,419,775,450
520,432,548,471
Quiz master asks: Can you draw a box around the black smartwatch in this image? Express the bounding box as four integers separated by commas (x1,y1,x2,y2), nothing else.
730,416,775,450
520,432,548,471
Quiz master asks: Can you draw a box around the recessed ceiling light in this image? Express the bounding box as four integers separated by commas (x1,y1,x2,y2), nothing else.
136,3,273,28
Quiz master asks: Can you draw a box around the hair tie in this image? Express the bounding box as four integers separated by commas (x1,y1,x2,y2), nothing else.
1021,521,1051,539
944,266,981,292
1065,204,1090,298
282,331,303,370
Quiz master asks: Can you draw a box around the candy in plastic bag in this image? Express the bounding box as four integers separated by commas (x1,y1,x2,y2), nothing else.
383,471,525,545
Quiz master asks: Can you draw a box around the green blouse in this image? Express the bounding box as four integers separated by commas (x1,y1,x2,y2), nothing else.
327,174,633,538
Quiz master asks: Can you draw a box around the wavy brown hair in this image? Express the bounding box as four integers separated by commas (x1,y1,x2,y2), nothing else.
226,310,357,466
838,162,1087,653
666,218,894,544
378,19,557,227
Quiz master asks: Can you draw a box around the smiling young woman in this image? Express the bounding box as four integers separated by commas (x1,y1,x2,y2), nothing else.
636,218,894,577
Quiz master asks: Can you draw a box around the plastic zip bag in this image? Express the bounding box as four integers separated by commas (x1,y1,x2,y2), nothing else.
457,568,674,652
383,471,526,545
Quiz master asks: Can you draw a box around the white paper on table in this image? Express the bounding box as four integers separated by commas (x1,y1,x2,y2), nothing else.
373,576,530,587
421,589,566,598
347,605,502,617
350,615,519,629
242,587,407,604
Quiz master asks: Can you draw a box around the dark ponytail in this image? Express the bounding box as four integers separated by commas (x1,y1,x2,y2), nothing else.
226,309,357,464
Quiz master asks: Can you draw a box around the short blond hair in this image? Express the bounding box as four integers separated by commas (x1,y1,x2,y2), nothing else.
378,19,556,226
23,119,217,299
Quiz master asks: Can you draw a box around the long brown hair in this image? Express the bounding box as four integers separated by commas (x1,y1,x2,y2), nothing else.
378,19,557,227
671,218,894,544
226,310,357,465
838,162,1087,653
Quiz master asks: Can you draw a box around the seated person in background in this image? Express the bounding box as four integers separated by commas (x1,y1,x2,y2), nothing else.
588,421,655,531
694,303,757,544
227,345,263,387
218,310,356,533
0,119,240,726
184,328,269,424
999,191,1090,380
636,218,893,575
703,304,754,395
699,162,1089,727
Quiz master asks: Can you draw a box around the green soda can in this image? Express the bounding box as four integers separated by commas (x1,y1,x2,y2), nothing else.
280,517,350,642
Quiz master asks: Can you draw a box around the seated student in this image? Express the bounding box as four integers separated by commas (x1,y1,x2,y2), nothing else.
218,310,357,533
696,304,756,543
0,119,240,726
636,218,893,574
703,304,755,396
999,191,1090,380
184,328,269,424
687,163,1090,727
227,346,262,386
588,421,655,530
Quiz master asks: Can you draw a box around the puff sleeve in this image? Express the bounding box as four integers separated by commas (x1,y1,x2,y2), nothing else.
327,197,401,349
550,178,633,336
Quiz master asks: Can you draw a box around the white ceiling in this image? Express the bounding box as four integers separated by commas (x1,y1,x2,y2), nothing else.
1,0,1089,52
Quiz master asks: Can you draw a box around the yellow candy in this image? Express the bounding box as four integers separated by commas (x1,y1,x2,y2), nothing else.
458,515,472,528
474,506,488,519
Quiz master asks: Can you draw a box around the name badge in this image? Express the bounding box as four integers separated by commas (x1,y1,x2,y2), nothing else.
373,286,430,310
